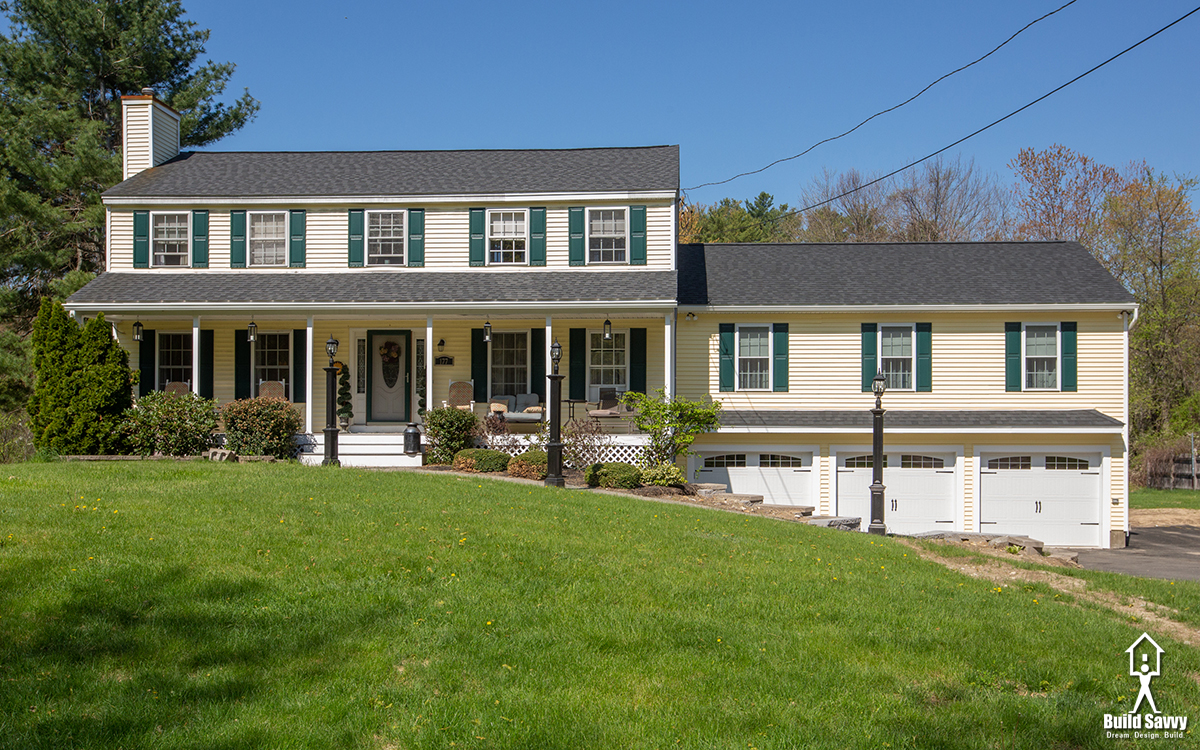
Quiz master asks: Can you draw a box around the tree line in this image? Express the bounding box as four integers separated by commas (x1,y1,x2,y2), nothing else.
682,147,1200,452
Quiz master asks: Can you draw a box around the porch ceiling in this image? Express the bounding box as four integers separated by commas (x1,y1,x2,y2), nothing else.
66,270,678,311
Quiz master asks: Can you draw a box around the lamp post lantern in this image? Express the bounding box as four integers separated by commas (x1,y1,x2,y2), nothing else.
545,338,565,487
323,335,340,466
868,370,887,535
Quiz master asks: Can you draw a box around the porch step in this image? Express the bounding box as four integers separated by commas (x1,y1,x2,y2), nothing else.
692,483,729,497
298,433,424,468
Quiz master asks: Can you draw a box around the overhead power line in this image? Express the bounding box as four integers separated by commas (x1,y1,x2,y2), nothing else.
763,4,1200,226
685,0,1080,192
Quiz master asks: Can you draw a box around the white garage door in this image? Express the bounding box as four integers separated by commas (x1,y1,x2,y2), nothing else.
979,453,1102,547
836,452,957,534
696,452,813,506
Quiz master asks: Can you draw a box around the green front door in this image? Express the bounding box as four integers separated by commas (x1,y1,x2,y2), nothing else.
367,330,411,422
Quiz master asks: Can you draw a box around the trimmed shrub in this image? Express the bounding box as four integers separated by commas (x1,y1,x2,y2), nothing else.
640,462,687,487
122,391,218,456
336,363,353,422
221,397,303,459
453,448,511,473
585,461,643,489
424,407,479,464
508,448,548,479
28,301,134,455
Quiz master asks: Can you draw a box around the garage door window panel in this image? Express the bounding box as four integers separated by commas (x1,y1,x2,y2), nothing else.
704,454,746,468
1046,456,1089,470
761,454,804,468
844,454,887,469
901,454,944,469
987,456,1031,470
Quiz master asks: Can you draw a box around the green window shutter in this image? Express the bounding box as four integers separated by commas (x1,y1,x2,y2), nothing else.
630,205,647,265
861,323,877,392
138,330,156,396
772,323,789,392
630,328,647,393
530,327,546,402
569,328,586,400
292,329,306,403
289,209,306,268
568,207,585,266
719,323,735,392
1005,322,1022,392
408,208,425,267
133,211,149,268
916,322,932,392
469,208,485,266
348,209,364,267
471,328,488,402
230,210,246,268
1061,321,1077,392
529,207,546,266
191,210,209,268
199,329,214,399
234,330,250,399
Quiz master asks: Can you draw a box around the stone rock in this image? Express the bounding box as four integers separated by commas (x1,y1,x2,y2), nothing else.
205,449,239,462
806,516,861,532
692,483,728,497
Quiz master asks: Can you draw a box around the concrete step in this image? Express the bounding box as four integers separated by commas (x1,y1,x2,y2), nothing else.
805,516,862,531
692,483,728,496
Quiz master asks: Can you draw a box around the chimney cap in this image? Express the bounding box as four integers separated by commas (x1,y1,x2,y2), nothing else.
141,87,157,96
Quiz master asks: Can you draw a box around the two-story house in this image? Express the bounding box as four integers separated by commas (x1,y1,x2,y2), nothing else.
65,90,1137,548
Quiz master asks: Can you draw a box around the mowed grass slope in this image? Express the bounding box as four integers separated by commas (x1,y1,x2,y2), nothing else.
1131,487,1200,509
0,463,1196,750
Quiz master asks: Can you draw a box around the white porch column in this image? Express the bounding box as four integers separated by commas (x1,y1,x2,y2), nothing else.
305,315,314,433
426,315,434,419
664,311,675,398
192,315,201,395
545,315,553,401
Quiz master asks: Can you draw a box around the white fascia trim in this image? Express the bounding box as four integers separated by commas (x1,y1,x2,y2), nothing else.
680,303,1139,314
102,190,678,207
715,425,1124,435
65,300,677,315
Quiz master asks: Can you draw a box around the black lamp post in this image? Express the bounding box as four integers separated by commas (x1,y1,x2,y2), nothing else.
545,338,565,487
323,335,340,467
868,370,887,535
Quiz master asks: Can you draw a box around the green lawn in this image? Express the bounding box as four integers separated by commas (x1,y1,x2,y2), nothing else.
1,463,1197,749
1131,486,1200,510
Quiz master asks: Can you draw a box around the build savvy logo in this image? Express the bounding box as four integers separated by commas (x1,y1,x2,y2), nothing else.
1103,633,1190,740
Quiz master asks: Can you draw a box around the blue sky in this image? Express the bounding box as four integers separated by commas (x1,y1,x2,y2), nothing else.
189,0,1200,208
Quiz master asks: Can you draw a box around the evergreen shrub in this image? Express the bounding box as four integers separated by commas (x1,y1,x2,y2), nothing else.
585,462,643,489
424,407,478,464
453,448,511,473
221,397,303,459
640,462,687,487
507,448,548,479
123,391,218,456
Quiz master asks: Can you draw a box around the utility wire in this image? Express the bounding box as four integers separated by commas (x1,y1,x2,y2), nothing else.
685,0,1080,192
761,4,1200,226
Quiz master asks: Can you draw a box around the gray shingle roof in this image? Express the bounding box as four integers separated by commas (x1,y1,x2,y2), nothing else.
66,271,677,305
103,146,680,199
678,241,1135,306
720,409,1123,429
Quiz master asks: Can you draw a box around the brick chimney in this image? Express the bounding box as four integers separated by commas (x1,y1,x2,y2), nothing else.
121,87,181,180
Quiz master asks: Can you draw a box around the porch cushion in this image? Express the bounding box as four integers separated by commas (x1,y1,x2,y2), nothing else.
515,393,540,411
491,395,516,412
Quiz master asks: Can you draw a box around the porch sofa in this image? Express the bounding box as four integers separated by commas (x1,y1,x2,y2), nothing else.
489,393,544,423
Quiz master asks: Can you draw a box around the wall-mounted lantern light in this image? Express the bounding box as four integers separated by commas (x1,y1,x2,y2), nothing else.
247,319,257,343
437,338,445,352
603,318,612,341
132,320,144,342
483,318,492,343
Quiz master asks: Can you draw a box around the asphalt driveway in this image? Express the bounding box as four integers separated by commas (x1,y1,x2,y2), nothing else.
1074,525,1200,582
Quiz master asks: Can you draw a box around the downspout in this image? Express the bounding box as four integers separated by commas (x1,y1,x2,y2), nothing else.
1122,309,1135,543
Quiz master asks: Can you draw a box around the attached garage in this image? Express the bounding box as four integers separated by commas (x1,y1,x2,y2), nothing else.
979,452,1103,547
695,451,814,506
835,452,958,534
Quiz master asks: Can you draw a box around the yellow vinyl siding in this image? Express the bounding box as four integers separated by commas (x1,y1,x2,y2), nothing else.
303,209,347,269
109,211,134,268
422,208,469,269
151,104,179,166
206,210,230,268
122,104,151,179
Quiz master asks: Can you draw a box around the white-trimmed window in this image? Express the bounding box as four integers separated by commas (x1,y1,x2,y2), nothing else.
880,325,913,390
488,210,527,265
761,454,804,467
254,332,290,399
901,454,944,469
588,208,627,264
737,325,770,390
704,454,746,468
490,332,528,396
157,333,192,388
1024,323,1059,390
987,456,1031,470
152,213,189,267
1046,456,1089,470
845,454,887,469
589,330,627,401
367,211,405,266
249,211,288,266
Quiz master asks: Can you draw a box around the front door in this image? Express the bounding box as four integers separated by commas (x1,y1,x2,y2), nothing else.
367,330,411,422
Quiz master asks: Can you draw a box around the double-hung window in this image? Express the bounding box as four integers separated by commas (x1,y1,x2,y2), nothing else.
880,325,913,390
589,330,627,400
152,213,189,267
249,212,288,266
255,332,290,399
488,210,527,265
490,332,528,396
158,333,192,389
367,211,405,265
588,208,626,263
1024,324,1058,390
737,325,770,390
